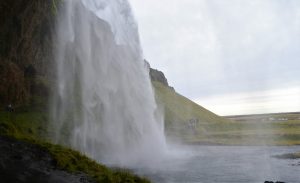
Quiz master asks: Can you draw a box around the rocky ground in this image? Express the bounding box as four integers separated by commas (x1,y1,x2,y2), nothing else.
0,136,95,183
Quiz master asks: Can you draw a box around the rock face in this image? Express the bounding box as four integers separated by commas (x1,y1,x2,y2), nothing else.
0,136,95,183
150,68,169,86
0,1,174,108
145,60,174,90
0,0,55,107
0,61,29,106
150,68,175,91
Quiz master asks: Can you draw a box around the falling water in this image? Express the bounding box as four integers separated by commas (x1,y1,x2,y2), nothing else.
51,0,167,167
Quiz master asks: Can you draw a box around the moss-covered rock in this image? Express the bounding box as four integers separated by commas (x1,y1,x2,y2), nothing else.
0,109,150,183
0,135,150,183
0,135,96,183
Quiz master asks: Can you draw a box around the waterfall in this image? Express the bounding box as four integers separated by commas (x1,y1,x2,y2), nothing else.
51,0,167,167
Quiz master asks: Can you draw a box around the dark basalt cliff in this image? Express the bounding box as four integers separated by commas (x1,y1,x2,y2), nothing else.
144,60,174,91
150,68,169,87
0,0,172,109
0,0,55,107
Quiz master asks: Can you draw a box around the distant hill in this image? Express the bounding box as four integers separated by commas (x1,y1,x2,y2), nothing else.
149,67,232,143
149,68,300,145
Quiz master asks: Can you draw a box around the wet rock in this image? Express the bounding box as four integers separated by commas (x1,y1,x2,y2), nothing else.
0,0,55,108
0,136,95,183
24,64,37,79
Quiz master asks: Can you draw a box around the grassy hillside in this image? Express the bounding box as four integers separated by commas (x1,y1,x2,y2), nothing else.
152,81,233,143
153,81,300,145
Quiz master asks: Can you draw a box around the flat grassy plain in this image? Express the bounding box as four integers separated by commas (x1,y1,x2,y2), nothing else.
153,81,300,145
223,113,300,145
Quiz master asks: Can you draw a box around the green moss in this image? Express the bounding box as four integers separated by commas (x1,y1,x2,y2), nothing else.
41,142,150,183
0,110,48,139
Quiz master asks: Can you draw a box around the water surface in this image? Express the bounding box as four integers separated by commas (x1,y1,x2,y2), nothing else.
136,146,300,183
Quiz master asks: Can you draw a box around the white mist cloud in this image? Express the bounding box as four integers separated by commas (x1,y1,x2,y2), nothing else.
129,0,300,115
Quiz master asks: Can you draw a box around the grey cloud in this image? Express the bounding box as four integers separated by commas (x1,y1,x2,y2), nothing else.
129,0,300,101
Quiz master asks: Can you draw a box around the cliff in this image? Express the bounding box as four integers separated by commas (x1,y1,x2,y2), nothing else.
0,1,150,182
150,68,169,87
145,60,174,91
0,0,54,108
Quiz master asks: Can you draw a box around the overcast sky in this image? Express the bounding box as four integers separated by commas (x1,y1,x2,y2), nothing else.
129,0,300,115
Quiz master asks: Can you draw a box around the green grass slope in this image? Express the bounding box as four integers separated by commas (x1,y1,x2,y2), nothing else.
152,81,234,143
153,81,300,145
